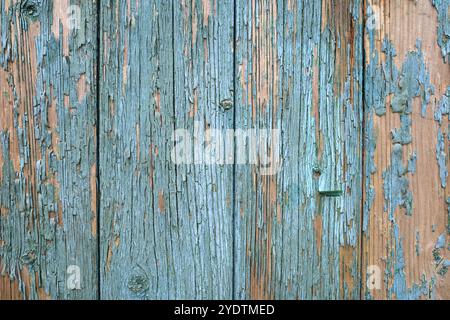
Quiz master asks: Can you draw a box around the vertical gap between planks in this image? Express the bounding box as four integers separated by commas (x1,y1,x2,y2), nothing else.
359,0,367,301
232,0,237,300
96,0,102,301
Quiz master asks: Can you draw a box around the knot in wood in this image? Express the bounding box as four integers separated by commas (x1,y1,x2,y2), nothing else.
19,0,41,19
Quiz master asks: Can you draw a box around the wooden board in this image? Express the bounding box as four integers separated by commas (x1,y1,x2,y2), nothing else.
99,0,234,299
363,0,450,300
0,0,98,299
234,0,363,300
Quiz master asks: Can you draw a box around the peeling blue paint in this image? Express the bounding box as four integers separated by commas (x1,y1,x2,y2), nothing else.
432,0,450,63
0,0,447,301
393,41,434,117
437,129,448,188
415,230,421,256
364,10,443,297
234,0,363,300
383,144,415,218
436,233,446,249
0,0,98,299
388,223,434,300
434,87,450,124
447,198,450,235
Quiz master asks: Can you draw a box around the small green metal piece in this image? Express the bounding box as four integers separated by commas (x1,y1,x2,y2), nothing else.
319,190,344,197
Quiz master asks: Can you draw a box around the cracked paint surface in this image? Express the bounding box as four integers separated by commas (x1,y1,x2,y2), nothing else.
432,0,450,63
1,0,449,300
0,0,98,299
234,0,363,300
99,0,234,299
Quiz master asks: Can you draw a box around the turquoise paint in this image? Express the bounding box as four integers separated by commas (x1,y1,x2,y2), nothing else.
99,0,234,299
434,234,449,277
388,223,434,300
363,111,376,233
432,0,450,63
365,37,435,220
448,198,450,234
415,230,421,257
364,8,441,298
1,0,365,301
0,0,98,299
0,0,447,300
408,152,417,175
436,233,446,249
234,0,363,300
437,129,448,188
363,37,399,233
435,88,450,191
434,87,450,124
382,144,415,218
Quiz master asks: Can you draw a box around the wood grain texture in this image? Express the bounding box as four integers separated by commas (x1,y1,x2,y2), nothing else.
234,0,363,299
363,0,450,300
1,0,449,301
99,0,234,299
0,0,98,299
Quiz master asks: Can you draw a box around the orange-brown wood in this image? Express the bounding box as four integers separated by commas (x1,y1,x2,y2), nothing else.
363,0,450,300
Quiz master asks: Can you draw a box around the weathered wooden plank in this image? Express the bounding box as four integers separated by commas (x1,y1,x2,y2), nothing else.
363,0,450,300
99,0,234,299
234,0,363,299
0,0,98,299
172,0,235,299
